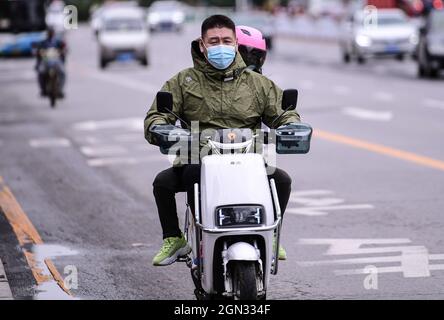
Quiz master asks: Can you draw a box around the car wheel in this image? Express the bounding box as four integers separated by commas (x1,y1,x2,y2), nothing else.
342,51,351,63
100,57,108,69
140,55,149,67
396,54,405,61
418,63,425,78
357,55,366,64
429,67,439,79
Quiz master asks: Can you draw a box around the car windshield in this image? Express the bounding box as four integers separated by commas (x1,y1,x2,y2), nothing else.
104,18,143,31
150,1,181,12
233,14,268,26
430,11,444,31
377,15,407,26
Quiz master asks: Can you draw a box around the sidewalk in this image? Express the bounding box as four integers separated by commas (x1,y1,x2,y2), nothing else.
0,259,13,300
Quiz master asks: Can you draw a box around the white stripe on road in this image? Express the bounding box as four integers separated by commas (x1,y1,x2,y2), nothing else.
423,99,444,110
286,204,374,216
298,253,444,267
73,118,141,131
334,264,444,278
0,71,36,82
87,155,170,167
80,145,128,157
342,107,393,121
373,91,394,102
297,239,444,278
114,133,144,142
74,64,159,94
29,138,72,148
290,190,333,197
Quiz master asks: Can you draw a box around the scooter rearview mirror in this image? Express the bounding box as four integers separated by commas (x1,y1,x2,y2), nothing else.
271,89,299,127
156,91,173,114
155,91,190,129
282,89,298,111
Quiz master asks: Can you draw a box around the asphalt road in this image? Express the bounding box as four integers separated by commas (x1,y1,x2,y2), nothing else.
1,22,444,300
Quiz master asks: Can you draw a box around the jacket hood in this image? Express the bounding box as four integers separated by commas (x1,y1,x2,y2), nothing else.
191,39,247,80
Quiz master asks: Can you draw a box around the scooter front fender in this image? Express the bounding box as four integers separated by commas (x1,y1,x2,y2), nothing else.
226,242,260,261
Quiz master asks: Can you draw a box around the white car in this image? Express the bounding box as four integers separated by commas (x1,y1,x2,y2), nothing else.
339,9,419,64
147,0,185,32
90,1,140,37
97,7,150,69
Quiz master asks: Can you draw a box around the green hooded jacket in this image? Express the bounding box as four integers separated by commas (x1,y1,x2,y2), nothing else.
144,40,301,145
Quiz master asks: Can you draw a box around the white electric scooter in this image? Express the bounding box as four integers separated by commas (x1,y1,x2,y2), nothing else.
150,90,312,300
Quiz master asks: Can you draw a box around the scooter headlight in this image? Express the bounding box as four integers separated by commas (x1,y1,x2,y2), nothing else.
216,206,263,227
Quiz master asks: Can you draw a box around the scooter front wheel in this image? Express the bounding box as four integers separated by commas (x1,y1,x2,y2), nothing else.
232,261,258,300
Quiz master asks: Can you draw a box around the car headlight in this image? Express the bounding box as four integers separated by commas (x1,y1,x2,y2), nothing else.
216,206,263,227
355,34,372,47
409,33,419,45
172,12,184,23
149,13,160,24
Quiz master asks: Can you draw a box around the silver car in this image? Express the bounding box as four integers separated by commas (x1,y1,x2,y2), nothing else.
98,8,150,69
147,0,185,33
339,8,419,64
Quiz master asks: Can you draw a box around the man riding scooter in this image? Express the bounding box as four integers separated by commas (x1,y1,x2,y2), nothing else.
144,15,301,266
35,27,66,98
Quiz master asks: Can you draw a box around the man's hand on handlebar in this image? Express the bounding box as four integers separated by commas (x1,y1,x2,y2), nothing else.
149,124,191,147
150,124,190,136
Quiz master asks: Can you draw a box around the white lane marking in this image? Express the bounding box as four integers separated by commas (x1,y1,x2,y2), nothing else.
287,190,374,216
29,138,72,148
290,190,333,197
286,204,374,216
80,145,128,157
342,107,393,121
114,133,144,143
32,244,78,300
297,239,444,278
83,68,158,94
289,190,343,206
73,118,141,131
0,70,36,82
332,85,351,96
87,155,170,167
423,99,444,110
83,136,102,145
373,91,394,102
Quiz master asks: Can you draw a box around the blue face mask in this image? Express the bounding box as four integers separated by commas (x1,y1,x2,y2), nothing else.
205,44,236,70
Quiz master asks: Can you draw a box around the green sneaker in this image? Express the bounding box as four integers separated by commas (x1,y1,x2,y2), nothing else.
278,244,287,260
152,234,191,266
273,237,287,261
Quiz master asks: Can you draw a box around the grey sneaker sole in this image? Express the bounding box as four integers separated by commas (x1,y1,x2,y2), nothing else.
154,244,192,266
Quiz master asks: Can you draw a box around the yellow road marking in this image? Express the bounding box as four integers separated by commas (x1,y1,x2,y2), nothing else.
0,176,71,295
315,129,444,172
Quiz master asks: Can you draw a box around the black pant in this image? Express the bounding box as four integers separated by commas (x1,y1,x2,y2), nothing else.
153,165,292,239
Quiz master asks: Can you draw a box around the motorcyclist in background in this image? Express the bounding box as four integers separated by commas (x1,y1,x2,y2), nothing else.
35,27,67,98
144,15,301,266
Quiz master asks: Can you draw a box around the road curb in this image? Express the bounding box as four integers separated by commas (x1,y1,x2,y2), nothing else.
0,258,13,300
